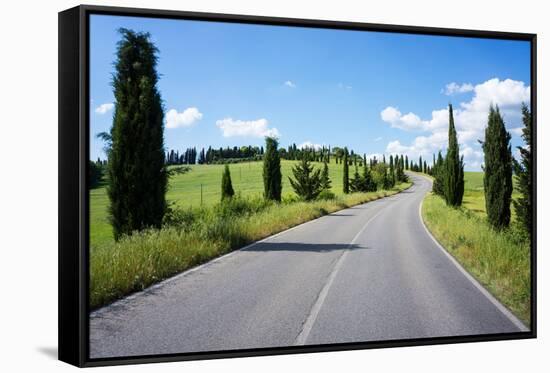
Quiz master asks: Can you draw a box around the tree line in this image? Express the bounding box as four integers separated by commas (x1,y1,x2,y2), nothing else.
220,138,410,202
166,147,198,165
430,103,532,236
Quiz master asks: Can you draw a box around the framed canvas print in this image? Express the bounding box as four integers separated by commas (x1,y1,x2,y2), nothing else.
58,4,537,367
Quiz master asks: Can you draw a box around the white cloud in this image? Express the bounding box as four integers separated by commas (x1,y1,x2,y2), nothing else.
284,80,296,88
95,103,114,114
382,78,530,171
298,141,323,150
374,136,383,142
380,106,447,132
443,82,474,95
216,118,280,138
510,127,524,136
165,107,203,129
365,153,384,162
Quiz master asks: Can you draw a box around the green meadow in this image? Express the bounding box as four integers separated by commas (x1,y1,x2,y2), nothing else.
91,159,350,247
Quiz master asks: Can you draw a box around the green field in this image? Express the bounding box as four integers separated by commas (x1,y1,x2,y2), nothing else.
462,171,520,221
91,159,352,247
422,172,530,324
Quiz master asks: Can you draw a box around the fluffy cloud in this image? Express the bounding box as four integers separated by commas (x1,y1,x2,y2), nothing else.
380,106,447,132
165,107,203,129
298,141,323,150
95,103,114,114
216,118,280,138
382,78,530,170
284,80,296,88
443,82,474,95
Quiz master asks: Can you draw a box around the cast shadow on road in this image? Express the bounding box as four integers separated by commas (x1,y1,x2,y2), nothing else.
243,242,370,253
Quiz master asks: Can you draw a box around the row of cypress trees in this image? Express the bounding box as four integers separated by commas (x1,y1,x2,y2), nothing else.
223,137,408,203
483,103,532,234
432,103,532,233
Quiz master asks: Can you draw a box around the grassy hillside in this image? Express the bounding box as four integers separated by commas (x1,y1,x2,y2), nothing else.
422,172,530,324
91,159,351,247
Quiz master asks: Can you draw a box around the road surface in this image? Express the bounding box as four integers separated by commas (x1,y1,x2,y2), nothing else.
90,173,526,358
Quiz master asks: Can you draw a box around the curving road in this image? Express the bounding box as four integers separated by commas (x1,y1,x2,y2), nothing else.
90,173,526,358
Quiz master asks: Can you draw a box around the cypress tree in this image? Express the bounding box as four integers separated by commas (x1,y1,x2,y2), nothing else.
389,155,396,187
320,161,332,191
432,151,445,196
405,155,409,170
221,164,235,201
343,148,350,194
289,154,323,201
513,103,532,236
263,136,282,201
395,154,405,182
444,104,464,207
350,165,362,192
363,161,377,192
483,105,513,229
107,29,167,240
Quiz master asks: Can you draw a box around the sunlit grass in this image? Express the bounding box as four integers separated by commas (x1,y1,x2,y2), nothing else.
90,159,350,246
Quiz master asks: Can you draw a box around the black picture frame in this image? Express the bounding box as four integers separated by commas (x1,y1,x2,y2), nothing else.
59,4,537,367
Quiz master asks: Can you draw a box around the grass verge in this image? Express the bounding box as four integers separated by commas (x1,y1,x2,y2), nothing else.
91,182,411,310
421,192,530,325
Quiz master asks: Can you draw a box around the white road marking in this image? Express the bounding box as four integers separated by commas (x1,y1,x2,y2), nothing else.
294,207,388,345
416,176,529,332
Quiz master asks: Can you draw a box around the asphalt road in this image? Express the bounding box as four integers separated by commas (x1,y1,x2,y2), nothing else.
90,173,526,358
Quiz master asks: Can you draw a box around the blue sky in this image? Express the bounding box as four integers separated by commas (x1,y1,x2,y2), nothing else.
90,14,531,171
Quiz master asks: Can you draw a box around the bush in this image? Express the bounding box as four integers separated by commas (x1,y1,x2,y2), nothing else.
162,204,198,229
318,190,336,200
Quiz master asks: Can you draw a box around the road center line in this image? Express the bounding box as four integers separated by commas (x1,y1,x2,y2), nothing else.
294,206,387,345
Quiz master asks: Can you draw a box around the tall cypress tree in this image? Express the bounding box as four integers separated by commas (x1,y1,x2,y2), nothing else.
483,105,513,229
350,165,363,193
513,103,532,236
363,161,377,192
320,161,332,191
221,164,235,201
444,104,464,207
343,148,350,194
432,151,445,196
107,29,167,240
389,155,396,187
263,137,282,201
